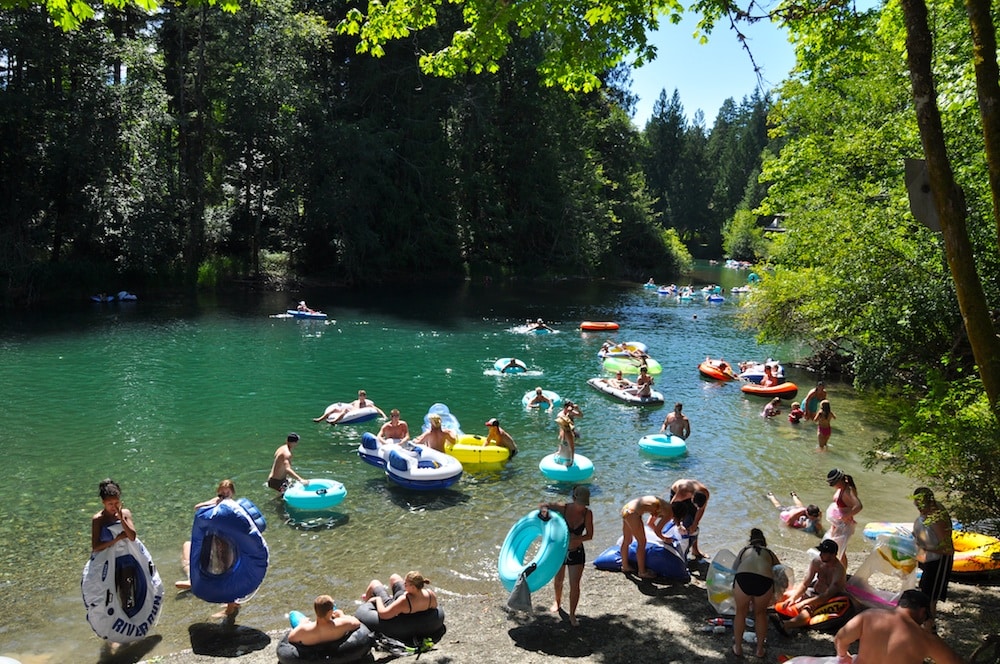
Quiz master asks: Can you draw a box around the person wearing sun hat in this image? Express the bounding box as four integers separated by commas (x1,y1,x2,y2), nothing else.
483,418,518,457
825,468,863,566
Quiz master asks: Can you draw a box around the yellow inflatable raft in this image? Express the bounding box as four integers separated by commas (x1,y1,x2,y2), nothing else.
445,435,511,465
952,531,1000,577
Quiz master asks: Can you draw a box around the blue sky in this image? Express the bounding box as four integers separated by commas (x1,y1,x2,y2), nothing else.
629,13,797,128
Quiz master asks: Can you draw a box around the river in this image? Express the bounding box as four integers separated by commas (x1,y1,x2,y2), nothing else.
0,264,919,662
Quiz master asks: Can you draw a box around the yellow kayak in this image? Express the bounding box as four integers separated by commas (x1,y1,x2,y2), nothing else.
952,530,1000,577
445,435,511,465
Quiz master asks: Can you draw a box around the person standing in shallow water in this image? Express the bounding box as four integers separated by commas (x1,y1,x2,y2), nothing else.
815,399,836,450
92,478,137,553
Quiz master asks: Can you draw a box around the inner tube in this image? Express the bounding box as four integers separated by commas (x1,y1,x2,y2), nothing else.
284,479,347,511
522,389,562,409
775,595,854,631
275,626,374,664
498,510,569,592
81,525,164,642
637,434,687,457
354,601,446,645
579,321,619,331
538,453,594,482
494,358,527,373
189,498,269,604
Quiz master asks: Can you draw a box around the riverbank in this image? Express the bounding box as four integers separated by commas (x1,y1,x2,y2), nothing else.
118,547,999,664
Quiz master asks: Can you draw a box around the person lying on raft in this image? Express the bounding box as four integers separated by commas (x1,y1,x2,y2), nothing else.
767,491,824,537
361,571,438,620
315,390,387,423
772,538,846,634
288,595,361,647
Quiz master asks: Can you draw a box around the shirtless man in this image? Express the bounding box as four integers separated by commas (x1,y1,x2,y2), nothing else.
833,589,963,664
611,370,633,390
325,390,387,424
268,433,306,493
635,366,654,397
287,595,361,647
376,409,409,444
526,387,554,410
414,413,456,452
803,380,827,421
660,402,691,439
774,538,847,632
669,478,710,559
483,418,518,457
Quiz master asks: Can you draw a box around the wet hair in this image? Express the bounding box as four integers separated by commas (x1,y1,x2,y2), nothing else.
806,504,821,518
405,571,429,589
314,594,335,616
99,478,122,500
287,432,300,443
748,528,767,548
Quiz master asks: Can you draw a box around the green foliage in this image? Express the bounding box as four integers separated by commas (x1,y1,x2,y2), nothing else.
722,208,765,261
868,372,1000,526
197,255,238,289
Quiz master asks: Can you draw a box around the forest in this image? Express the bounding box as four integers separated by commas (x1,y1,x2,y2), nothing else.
3,0,999,523
0,1,771,301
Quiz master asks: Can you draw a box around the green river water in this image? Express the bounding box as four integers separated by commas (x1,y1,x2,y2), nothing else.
0,265,920,662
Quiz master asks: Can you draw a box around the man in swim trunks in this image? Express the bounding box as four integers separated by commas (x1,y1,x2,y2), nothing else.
833,589,963,664
326,389,387,424
668,478,710,559
376,409,410,444
414,413,456,452
660,403,690,439
773,538,846,632
268,433,307,493
483,418,518,457
288,594,361,646
803,380,827,421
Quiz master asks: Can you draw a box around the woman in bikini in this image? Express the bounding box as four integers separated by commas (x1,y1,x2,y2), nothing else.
619,496,690,578
361,571,437,620
732,528,781,658
540,486,594,626
815,399,836,450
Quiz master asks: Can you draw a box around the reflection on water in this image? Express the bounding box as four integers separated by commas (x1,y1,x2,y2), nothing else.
0,271,920,661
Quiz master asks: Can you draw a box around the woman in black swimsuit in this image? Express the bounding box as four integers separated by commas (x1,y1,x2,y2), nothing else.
361,571,437,620
732,528,780,658
540,485,593,626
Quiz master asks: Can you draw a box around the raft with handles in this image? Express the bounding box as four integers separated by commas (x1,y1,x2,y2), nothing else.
498,510,569,593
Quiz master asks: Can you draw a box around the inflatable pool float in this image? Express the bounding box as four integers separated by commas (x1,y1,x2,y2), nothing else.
593,523,690,581
705,548,738,614
522,389,562,409
643,282,658,290
117,291,138,301
188,498,269,604
862,522,914,540
385,443,463,490
775,595,853,631
698,359,736,381
357,432,401,469
325,404,380,425
82,523,164,642
420,403,463,436
637,433,687,457
538,452,594,482
498,510,570,592
738,360,784,384
657,286,676,296
579,321,619,331
587,377,664,405
706,294,725,303
90,294,116,302
284,479,347,511
280,611,373,663
276,624,373,664
599,341,648,358
494,358,527,373
445,434,511,465
355,601,446,645
861,523,1000,578
741,382,799,399
601,356,663,375
286,309,328,319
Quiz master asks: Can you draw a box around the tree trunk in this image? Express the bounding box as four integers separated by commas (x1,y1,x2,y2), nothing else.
900,0,1000,416
965,0,1000,245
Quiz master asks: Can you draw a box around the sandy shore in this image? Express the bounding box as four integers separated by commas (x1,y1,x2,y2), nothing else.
102,547,1000,664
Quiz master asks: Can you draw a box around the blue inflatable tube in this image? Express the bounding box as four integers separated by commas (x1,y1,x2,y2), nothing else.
498,510,569,593
354,601,446,644
538,453,594,482
189,498,269,604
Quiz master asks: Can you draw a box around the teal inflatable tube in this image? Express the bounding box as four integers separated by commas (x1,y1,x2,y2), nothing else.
498,510,569,593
